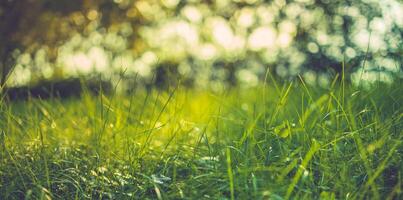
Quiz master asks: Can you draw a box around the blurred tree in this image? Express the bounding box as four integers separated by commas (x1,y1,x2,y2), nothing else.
1,0,401,88
0,0,87,86
0,0,34,86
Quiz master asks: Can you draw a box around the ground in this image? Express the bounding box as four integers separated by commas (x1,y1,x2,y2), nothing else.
0,78,402,199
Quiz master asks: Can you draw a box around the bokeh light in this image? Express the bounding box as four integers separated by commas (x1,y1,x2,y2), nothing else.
3,0,402,88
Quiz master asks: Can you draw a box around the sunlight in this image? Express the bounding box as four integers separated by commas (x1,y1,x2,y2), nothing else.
277,33,293,48
236,8,255,28
210,17,235,49
88,47,109,73
1,1,402,199
133,59,151,77
248,26,277,51
237,69,259,87
70,52,93,74
86,10,99,21
181,5,202,23
112,52,134,71
7,64,31,86
307,42,319,54
196,43,218,61
162,0,180,8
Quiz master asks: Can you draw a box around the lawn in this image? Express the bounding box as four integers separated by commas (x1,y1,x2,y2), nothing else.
0,77,402,199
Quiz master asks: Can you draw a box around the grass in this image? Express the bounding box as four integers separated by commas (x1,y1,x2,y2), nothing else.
0,76,402,199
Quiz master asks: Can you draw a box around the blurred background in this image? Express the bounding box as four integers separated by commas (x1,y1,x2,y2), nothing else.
1,0,402,91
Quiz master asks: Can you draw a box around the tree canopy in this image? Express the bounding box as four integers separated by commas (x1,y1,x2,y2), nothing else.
1,0,402,88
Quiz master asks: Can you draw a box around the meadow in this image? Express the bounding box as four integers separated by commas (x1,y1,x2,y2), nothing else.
0,76,402,199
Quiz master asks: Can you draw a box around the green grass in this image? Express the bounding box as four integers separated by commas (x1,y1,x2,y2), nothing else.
0,77,402,199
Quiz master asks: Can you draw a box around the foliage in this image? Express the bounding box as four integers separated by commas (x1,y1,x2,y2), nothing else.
1,0,402,87
1,77,402,199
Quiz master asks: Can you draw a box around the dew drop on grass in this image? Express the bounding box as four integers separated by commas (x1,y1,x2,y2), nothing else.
155,122,163,129
303,170,309,178
200,156,219,162
98,166,107,173
152,174,171,185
